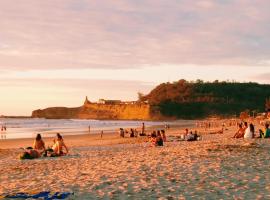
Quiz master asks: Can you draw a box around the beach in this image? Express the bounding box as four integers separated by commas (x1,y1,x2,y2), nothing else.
1,121,270,199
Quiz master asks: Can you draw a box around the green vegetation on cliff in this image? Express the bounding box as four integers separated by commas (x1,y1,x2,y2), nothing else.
142,80,270,119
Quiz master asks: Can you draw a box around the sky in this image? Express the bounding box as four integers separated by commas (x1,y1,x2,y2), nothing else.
1,0,270,115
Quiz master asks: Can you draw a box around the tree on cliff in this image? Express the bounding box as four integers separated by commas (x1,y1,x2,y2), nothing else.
142,80,270,119
265,97,270,111
137,92,145,102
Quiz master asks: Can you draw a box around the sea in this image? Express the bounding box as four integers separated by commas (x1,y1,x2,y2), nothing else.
0,118,195,139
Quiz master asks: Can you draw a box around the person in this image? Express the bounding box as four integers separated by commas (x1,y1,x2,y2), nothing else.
141,122,145,135
52,133,68,156
119,128,125,138
186,131,195,141
259,124,270,138
244,123,255,139
180,128,189,140
184,128,188,136
134,129,138,137
100,130,103,138
161,129,166,142
155,131,163,146
130,128,135,137
233,124,245,138
149,131,157,146
243,122,248,131
33,133,46,156
193,130,199,140
20,147,40,159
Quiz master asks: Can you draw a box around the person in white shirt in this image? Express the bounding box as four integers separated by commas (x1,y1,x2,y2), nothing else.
244,123,255,139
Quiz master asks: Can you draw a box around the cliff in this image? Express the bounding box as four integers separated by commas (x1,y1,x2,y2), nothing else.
142,80,270,119
32,103,154,120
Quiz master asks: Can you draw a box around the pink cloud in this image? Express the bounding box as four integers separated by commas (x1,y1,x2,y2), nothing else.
0,0,269,71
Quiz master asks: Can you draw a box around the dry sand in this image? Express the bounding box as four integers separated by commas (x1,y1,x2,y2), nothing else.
1,123,270,199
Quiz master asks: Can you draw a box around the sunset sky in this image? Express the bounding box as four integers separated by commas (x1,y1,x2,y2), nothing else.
1,0,270,115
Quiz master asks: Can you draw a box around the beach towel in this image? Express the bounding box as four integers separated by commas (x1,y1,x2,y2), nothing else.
4,191,73,200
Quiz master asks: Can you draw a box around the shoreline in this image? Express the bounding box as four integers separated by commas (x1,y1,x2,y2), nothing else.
0,125,188,149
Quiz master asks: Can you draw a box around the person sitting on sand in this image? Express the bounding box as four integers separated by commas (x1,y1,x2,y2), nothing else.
243,122,248,131
244,123,255,139
156,131,163,146
130,128,135,137
259,124,270,138
134,129,138,137
184,128,188,137
233,124,245,138
119,128,125,138
19,147,40,159
186,131,199,141
149,131,157,146
33,133,46,156
52,133,68,156
161,129,166,142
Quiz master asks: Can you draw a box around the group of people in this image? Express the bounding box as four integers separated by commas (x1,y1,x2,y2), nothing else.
0,125,7,139
1,125,7,131
119,128,140,138
149,130,166,146
196,119,237,130
181,128,201,141
233,122,270,139
20,133,68,159
119,122,147,138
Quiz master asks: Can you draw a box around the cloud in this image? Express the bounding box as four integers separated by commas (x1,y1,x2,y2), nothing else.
0,77,153,90
0,0,270,71
250,73,270,82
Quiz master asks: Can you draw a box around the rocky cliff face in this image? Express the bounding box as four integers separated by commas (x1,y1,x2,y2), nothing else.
32,107,81,119
32,103,154,120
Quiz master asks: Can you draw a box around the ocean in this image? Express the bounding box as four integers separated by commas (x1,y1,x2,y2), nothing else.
0,118,195,139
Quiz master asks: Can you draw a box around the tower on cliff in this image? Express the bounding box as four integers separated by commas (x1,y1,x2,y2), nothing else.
84,96,91,106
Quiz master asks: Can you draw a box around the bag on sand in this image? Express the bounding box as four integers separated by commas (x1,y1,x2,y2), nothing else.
4,191,73,199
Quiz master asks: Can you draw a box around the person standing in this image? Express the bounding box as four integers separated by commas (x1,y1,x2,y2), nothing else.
142,122,145,135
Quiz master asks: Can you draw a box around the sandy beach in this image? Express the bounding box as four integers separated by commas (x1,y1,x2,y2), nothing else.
1,121,270,199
